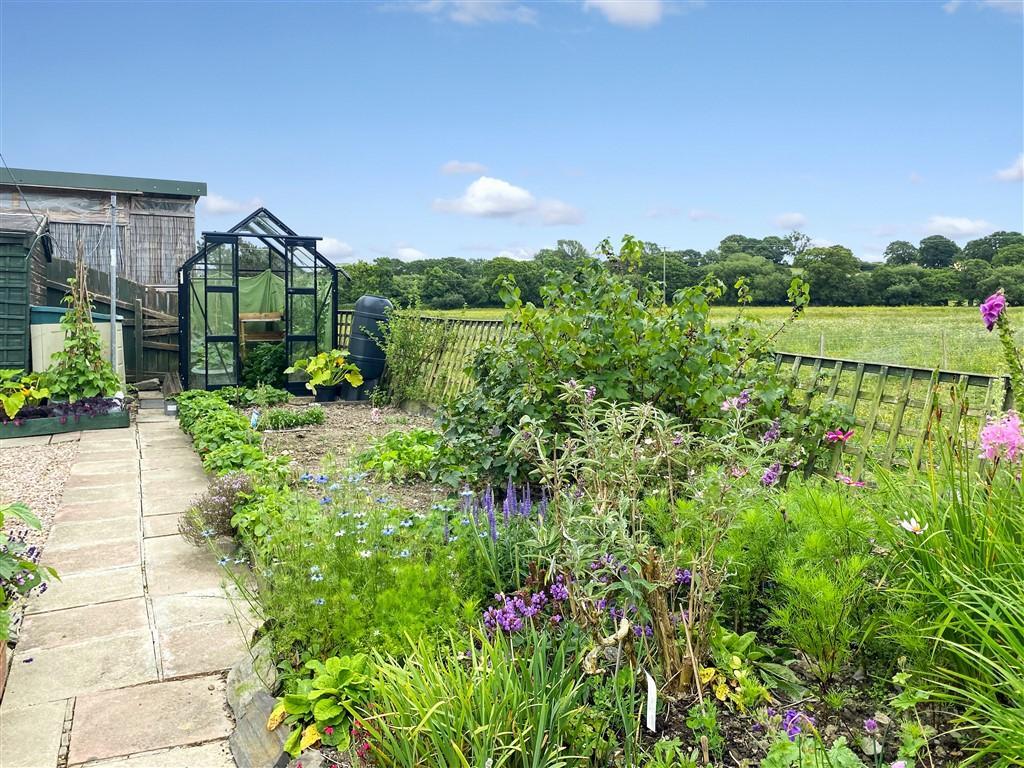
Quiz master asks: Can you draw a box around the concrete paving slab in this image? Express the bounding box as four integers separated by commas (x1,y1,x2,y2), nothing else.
142,514,180,538
61,482,140,504
46,517,139,550
18,598,149,652
141,494,202,518
68,676,232,765
77,433,136,449
42,538,141,575
70,740,235,768
139,449,198,472
70,458,139,477
50,430,83,443
55,499,139,523
142,481,208,503
2,630,157,708
144,536,228,596
74,453,136,470
0,699,67,768
26,566,144,614
64,474,142,494
141,466,207,485
157,620,251,678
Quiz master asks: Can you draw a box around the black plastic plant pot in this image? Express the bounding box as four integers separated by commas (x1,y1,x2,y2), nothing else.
314,385,339,403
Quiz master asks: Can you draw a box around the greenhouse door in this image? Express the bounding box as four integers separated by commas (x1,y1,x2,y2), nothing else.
284,239,337,392
185,235,239,389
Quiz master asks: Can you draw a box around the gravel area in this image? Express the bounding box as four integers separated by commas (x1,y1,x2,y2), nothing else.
1,436,79,639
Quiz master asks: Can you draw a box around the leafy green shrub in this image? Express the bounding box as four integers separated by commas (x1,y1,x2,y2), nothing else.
0,369,49,420
174,389,283,476
216,384,291,408
268,655,372,757
357,428,441,482
241,342,287,388
256,406,325,431
439,235,821,482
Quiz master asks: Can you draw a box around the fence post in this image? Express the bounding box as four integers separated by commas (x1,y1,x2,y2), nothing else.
133,298,144,381
818,333,825,356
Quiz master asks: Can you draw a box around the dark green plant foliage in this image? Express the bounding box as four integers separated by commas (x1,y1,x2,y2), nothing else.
216,384,291,408
372,300,457,406
44,276,121,401
256,406,325,431
439,235,818,482
175,389,284,477
0,502,57,643
241,342,287,388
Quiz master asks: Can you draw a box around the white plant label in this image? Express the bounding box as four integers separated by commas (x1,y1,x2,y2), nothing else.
644,669,657,732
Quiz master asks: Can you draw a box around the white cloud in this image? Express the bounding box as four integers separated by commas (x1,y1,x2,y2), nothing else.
808,237,835,248
201,193,262,216
774,212,808,229
496,247,535,260
996,153,1024,182
396,246,427,261
441,160,488,175
688,208,722,222
644,206,681,219
435,176,582,226
943,0,963,12
538,199,584,226
435,176,535,217
583,0,664,27
412,0,536,24
318,237,354,262
925,215,992,238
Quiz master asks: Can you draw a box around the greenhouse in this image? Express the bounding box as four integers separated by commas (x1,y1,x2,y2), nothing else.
178,208,344,391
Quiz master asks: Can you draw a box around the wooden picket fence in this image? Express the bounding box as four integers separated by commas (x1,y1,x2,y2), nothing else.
338,310,505,402
774,352,1012,481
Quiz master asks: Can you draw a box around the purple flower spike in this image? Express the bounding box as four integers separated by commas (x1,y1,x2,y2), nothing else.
761,462,782,487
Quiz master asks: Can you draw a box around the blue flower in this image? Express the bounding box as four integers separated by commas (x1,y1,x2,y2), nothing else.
312,598,325,606
217,556,230,566
201,528,215,539
397,549,411,558
336,511,350,519
315,474,330,484
320,496,333,505
334,529,346,537
382,526,396,536
299,473,314,482
356,522,368,531
375,496,389,504
399,519,413,528
460,518,471,526
328,483,341,491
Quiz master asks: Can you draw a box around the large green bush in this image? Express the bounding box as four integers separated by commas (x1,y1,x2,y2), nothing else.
440,235,821,481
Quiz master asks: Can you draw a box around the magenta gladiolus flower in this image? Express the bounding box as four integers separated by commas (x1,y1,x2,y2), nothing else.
980,292,1006,332
825,428,854,443
979,411,1024,463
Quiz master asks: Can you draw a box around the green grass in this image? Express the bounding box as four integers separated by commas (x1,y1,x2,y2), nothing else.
429,306,1024,374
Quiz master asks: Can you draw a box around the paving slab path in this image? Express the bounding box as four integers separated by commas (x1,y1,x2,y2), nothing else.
1,412,253,768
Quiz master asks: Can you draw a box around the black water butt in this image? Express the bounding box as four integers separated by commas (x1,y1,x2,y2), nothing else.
344,295,392,400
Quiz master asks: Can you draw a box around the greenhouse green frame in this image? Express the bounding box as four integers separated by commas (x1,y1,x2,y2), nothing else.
177,208,345,392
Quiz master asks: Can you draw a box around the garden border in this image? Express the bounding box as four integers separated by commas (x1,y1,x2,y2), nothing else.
0,409,129,439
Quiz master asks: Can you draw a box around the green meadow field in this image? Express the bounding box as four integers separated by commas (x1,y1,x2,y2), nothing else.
429,306,1023,374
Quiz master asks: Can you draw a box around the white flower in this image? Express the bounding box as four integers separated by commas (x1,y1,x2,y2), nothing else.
898,518,927,535
359,549,373,558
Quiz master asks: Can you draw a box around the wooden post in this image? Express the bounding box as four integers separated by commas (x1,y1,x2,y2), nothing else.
134,298,145,382
819,332,825,356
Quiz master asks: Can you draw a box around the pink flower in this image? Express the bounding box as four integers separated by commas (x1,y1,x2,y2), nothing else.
892,762,907,768
323,725,334,735
979,411,1024,463
980,292,1006,332
825,428,854,443
835,473,865,487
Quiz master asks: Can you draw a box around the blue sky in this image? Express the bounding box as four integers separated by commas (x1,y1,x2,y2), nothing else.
1,0,1021,263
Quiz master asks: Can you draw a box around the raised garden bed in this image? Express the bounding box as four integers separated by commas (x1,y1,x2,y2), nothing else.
0,397,129,439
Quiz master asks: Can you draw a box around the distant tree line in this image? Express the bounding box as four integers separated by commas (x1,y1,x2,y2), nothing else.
337,230,1024,309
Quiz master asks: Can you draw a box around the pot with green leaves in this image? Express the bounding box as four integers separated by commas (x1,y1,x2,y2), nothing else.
284,350,363,401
